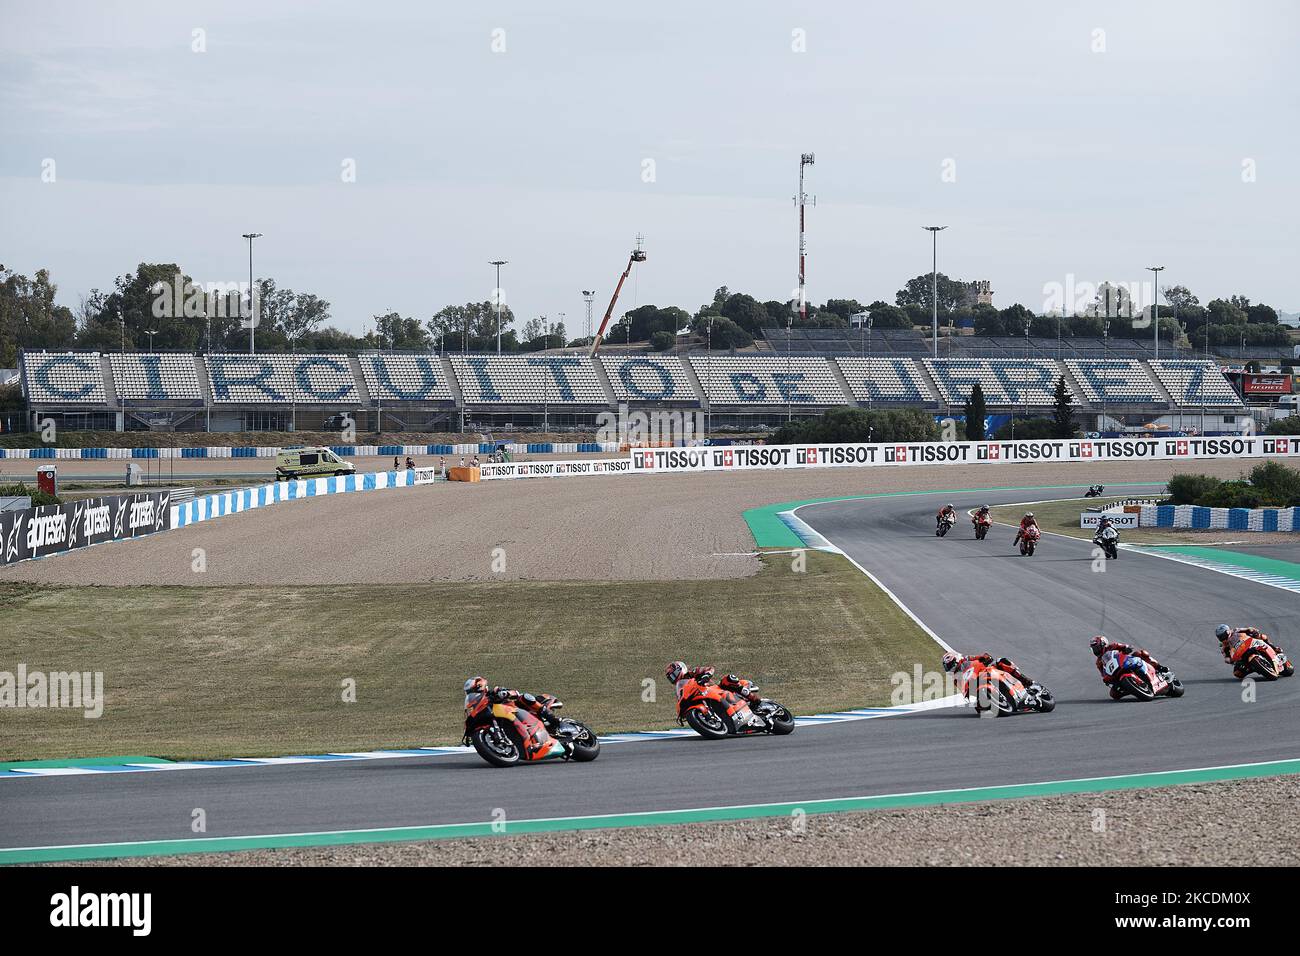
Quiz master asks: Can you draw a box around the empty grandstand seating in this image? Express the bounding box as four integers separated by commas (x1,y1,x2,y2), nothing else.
924,359,1076,405
1149,360,1243,406
207,354,358,403
449,354,608,403
109,353,202,401
21,352,106,403
1065,360,1162,404
834,357,931,403
687,355,847,404
358,353,453,402
600,355,698,403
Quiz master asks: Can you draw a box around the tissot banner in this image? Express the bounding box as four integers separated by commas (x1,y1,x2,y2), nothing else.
0,490,172,565
628,437,1298,475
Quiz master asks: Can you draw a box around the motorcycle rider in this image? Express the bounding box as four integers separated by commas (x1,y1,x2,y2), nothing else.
665,661,760,704
1013,511,1039,547
463,676,564,741
972,504,991,526
1088,636,1167,698
941,651,1037,688
936,503,958,530
1215,625,1283,679
1092,515,1120,550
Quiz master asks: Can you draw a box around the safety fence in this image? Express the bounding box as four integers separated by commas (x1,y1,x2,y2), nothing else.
1,490,172,565
0,441,621,460
1138,504,1299,532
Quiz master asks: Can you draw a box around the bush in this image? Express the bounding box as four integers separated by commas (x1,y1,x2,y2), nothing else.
0,481,61,507
1248,461,1300,506
770,407,940,445
1165,473,1223,505
649,330,675,352
991,417,1057,440
1264,415,1300,435
1200,480,1264,509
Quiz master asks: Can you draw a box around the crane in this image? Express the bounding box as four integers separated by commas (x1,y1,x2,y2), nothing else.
588,238,647,357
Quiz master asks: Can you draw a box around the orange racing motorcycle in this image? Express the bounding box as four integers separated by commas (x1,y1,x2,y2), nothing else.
1227,632,1294,681
463,686,600,767
674,674,795,739
958,660,1055,716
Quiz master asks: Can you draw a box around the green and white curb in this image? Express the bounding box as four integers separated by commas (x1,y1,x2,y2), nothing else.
4,757,1297,864
1127,546,1300,595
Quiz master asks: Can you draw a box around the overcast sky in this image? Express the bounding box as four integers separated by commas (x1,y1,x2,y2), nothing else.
2,0,1296,336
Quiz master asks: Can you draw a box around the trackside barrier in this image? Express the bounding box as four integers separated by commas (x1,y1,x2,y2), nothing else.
1138,504,1299,532
479,458,633,480
0,442,624,460
171,469,417,529
627,436,1299,475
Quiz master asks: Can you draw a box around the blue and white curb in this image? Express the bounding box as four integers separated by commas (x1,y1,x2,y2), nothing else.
777,510,842,553
0,694,962,779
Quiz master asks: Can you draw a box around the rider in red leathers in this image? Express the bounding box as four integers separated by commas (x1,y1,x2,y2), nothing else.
941,651,1036,687
665,661,760,703
1013,512,1039,547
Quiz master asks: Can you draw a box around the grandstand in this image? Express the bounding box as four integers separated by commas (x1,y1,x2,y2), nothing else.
14,347,1257,434
602,355,699,404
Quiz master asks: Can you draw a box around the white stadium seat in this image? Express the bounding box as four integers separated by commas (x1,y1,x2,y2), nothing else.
1065,360,1162,403
449,354,607,403
21,352,107,404
600,355,698,403
687,355,848,404
358,353,453,401
924,359,1076,405
207,354,359,403
834,357,930,402
109,353,202,400
1149,360,1243,407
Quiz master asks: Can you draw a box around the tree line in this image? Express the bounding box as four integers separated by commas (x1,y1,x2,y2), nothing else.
2,261,1292,369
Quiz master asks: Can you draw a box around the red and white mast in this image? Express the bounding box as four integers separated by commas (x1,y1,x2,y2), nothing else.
797,152,815,322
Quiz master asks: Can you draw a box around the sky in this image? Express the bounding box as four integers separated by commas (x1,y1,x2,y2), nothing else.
2,0,1297,337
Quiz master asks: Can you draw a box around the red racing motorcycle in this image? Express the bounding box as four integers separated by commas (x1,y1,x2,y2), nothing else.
1099,648,1184,702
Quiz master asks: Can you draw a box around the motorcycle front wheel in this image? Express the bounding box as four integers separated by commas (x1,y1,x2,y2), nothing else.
685,706,730,739
1121,674,1154,701
471,725,522,767
564,721,601,762
766,704,796,736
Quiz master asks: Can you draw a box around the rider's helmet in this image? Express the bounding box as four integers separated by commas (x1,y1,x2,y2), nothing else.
665,661,688,684
941,652,962,673
463,676,488,696
1215,624,1231,641
980,504,989,511
1089,636,1108,657
1024,512,1035,519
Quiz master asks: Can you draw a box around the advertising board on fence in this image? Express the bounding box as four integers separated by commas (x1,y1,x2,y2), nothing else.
1079,512,1141,529
629,436,1298,475
0,490,172,565
479,458,633,480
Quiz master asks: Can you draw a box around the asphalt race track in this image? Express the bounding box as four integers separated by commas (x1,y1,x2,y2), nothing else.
3,482,1298,852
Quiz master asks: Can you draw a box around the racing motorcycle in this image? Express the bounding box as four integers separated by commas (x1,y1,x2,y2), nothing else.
958,661,1055,717
1093,524,1120,560
463,689,600,767
675,674,795,739
1017,525,1041,556
1227,633,1294,681
972,512,992,540
936,513,956,537
1099,648,1184,702
1084,484,1105,498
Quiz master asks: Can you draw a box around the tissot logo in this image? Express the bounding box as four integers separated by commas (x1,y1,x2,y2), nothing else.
1177,440,1189,455
805,447,818,464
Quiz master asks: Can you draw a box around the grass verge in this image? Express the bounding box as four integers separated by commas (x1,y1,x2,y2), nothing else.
0,550,941,761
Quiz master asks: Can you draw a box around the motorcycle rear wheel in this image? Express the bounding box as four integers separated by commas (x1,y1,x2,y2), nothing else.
471,726,522,767
685,706,730,739
1249,654,1279,681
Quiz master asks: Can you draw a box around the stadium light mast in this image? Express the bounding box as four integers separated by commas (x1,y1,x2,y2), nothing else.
242,233,262,354
581,290,596,343
1147,265,1165,360
923,226,948,358
490,260,508,353
796,153,815,323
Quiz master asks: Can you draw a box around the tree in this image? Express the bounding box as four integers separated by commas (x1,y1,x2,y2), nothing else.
866,301,912,329
1163,285,1199,313
964,382,986,440
1,265,77,366
370,312,430,351
896,272,967,314
999,304,1035,337
1264,416,1300,436
649,330,675,351
1052,375,1075,438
